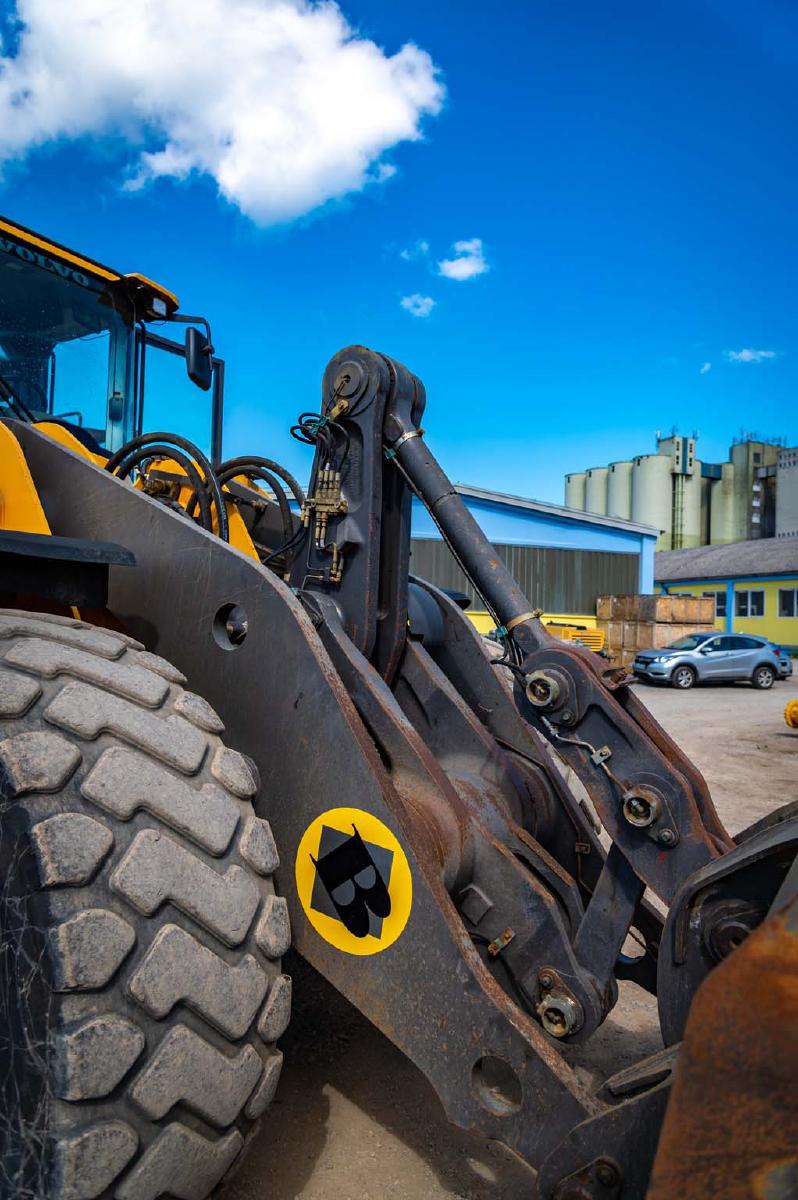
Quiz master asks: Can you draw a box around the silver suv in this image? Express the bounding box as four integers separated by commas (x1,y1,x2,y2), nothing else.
633,632,782,690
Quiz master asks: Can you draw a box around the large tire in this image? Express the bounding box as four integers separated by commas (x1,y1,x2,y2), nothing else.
0,609,291,1200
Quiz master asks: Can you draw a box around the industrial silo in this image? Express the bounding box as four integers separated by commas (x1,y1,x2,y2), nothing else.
632,454,672,545
709,463,736,544
672,467,703,548
564,471,587,510
607,460,633,519
585,467,608,515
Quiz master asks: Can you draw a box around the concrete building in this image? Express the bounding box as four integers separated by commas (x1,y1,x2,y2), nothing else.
565,434,790,551
775,447,798,537
655,536,798,649
411,484,658,628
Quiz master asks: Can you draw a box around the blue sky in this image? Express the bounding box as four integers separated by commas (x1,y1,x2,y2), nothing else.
2,0,796,502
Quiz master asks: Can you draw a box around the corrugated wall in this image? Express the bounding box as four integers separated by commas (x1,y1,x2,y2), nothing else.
410,538,639,612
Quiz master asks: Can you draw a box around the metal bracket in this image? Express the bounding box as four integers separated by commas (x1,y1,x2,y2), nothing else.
0,527,134,607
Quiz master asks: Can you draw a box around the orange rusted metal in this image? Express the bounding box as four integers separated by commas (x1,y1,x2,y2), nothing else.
648,895,798,1199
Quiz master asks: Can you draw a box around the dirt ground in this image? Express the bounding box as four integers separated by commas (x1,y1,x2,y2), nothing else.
223,674,798,1200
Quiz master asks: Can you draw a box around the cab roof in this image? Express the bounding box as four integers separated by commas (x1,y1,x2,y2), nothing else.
0,216,179,318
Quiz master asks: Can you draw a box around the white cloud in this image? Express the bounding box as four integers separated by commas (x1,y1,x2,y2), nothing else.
437,237,489,281
0,0,445,225
725,348,777,363
700,361,712,374
400,293,435,318
399,239,429,260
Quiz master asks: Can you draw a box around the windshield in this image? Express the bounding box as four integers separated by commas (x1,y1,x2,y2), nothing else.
0,235,134,447
668,634,710,650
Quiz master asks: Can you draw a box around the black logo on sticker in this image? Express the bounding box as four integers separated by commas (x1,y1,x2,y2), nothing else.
310,825,393,938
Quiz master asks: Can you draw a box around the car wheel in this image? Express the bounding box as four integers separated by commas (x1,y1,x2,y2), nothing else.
752,664,775,690
671,665,696,690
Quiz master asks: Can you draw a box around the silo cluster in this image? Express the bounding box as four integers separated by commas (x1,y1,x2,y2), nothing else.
564,435,788,548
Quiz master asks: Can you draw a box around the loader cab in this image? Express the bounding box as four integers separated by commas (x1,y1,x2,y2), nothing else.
0,217,224,462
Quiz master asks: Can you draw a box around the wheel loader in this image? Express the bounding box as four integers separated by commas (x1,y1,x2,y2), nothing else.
0,215,796,1200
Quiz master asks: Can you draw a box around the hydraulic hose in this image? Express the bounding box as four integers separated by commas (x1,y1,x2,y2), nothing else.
108,442,215,533
106,431,229,542
216,463,294,558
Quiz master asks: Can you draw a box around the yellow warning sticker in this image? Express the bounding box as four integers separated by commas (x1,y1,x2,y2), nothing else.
295,807,412,956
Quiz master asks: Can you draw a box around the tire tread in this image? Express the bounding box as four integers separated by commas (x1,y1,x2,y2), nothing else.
0,611,288,1200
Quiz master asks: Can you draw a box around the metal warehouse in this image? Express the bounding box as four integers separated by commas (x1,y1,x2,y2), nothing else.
411,484,658,629
655,536,798,649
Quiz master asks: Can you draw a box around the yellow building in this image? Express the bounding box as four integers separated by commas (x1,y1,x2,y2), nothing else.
655,537,798,649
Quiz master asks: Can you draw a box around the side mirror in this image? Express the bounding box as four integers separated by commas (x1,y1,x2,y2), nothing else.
185,326,213,391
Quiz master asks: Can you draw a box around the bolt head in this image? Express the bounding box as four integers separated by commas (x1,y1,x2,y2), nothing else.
596,1160,619,1187
539,972,553,989
708,913,755,960
658,828,676,845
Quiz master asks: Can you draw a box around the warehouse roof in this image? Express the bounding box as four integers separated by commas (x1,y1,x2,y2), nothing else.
656,536,798,582
454,484,659,537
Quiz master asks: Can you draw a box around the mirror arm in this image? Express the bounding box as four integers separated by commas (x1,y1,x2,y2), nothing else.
165,313,215,356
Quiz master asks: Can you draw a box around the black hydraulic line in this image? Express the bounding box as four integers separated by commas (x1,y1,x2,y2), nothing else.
260,522,308,571
105,431,229,542
216,455,305,507
291,411,350,473
108,441,214,534
109,442,215,532
389,431,546,652
216,463,294,556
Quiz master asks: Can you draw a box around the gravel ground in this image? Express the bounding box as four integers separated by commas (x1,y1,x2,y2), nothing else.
223,674,798,1200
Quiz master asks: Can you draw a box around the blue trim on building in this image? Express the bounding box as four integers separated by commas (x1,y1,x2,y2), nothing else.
656,575,798,585
639,537,655,594
725,580,734,632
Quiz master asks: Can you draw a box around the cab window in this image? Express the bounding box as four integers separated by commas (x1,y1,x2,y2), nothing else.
0,234,133,447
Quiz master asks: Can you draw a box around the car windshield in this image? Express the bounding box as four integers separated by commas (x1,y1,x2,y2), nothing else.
0,233,133,445
668,634,710,650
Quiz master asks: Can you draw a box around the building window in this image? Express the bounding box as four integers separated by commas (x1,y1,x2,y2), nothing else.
779,588,798,618
735,589,765,618
703,590,727,618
